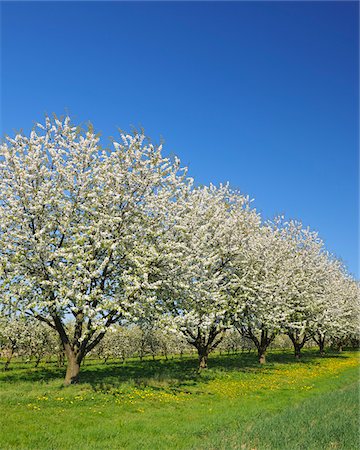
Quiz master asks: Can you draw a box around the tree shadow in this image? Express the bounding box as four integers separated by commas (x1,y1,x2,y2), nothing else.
0,349,352,389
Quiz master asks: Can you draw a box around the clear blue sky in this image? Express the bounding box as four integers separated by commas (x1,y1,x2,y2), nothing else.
1,1,358,276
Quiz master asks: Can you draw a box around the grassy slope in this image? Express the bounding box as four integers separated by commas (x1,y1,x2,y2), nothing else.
0,350,359,450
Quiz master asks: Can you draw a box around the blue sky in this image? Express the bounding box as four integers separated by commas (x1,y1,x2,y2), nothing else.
1,1,358,276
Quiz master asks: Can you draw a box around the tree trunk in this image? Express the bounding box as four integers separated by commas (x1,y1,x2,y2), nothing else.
197,345,209,372
183,325,224,372
319,338,325,356
63,343,84,385
49,310,114,385
198,348,209,370
288,332,306,360
294,344,301,359
236,326,276,365
64,355,81,385
258,350,266,364
256,335,270,364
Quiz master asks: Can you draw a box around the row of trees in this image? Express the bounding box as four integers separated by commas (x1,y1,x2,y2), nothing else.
0,116,358,384
1,317,352,371
0,317,59,369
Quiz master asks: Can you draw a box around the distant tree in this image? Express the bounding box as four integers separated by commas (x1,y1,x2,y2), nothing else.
0,316,57,369
0,316,29,370
324,275,360,352
218,329,250,355
23,318,58,366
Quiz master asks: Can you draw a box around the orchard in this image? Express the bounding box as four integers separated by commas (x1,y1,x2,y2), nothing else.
0,116,358,383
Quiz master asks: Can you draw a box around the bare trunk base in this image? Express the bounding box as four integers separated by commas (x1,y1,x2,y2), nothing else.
316,336,326,355
293,343,303,360
198,352,209,371
64,358,81,385
258,353,266,364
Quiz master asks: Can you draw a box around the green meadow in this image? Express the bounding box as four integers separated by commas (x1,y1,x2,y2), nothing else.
1,350,359,450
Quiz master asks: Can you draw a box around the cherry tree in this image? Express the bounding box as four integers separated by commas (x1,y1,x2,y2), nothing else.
280,221,331,359
163,184,259,370
323,275,360,352
94,325,134,363
308,257,346,354
0,316,30,370
231,219,294,364
218,328,253,355
154,326,191,360
0,116,187,384
23,318,58,366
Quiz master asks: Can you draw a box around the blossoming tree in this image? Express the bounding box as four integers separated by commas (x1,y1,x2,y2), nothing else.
0,316,30,370
0,116,187,384
280,221,331,359
321,275,360,352
231,219,294,363
163,184,259,369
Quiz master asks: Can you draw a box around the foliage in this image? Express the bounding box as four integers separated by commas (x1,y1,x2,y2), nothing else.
0,115,358,380
0,116,188,382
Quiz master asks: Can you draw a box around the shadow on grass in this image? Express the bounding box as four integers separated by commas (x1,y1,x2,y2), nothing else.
0,349,352,389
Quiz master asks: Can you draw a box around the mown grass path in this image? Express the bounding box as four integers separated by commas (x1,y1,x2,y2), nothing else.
1,350,359,449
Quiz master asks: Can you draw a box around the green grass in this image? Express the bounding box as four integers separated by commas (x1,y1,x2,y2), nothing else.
0,350,359,449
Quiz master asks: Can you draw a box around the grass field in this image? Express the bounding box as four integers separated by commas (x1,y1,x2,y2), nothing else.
0,350,359,449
